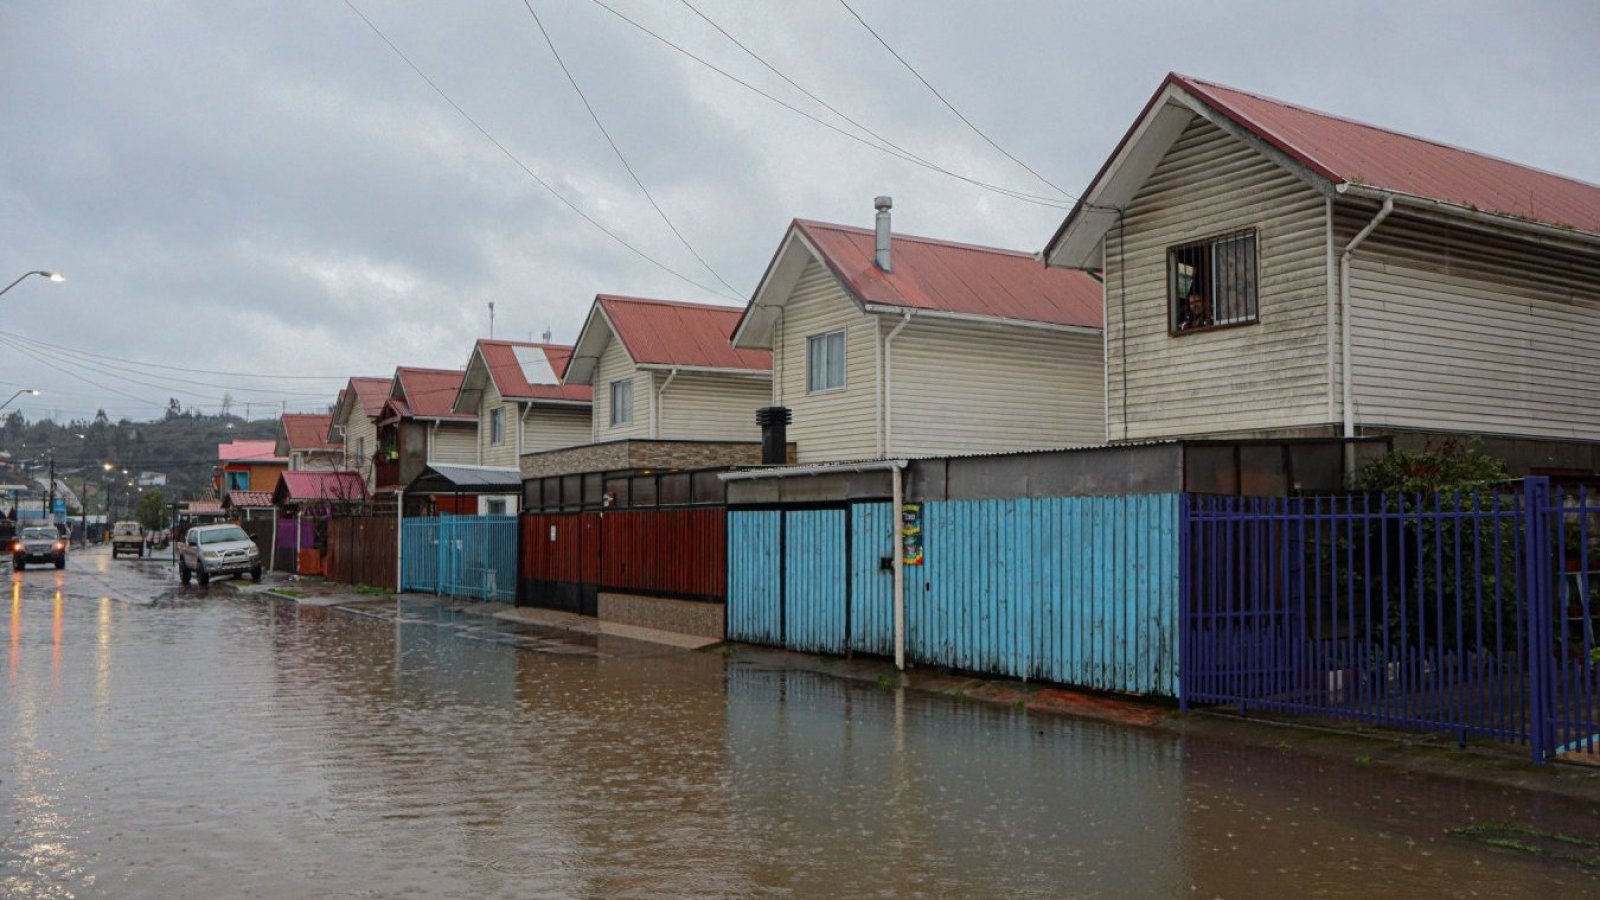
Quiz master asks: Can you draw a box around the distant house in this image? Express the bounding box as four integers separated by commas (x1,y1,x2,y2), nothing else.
213,440,287,497
327,376,391,489
732,205,1106,463
1043,73,1600,468
450,340,591,469
374,366,478,498
275,413,342,472
564,295,772,443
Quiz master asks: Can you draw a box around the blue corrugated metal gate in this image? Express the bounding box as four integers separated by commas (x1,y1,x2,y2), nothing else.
400,515,518,601
727,495,1180,697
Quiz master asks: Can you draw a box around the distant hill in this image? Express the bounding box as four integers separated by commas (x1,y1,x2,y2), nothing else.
0,408,281,505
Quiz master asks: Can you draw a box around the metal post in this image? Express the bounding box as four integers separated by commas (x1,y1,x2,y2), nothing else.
1524,476,1554,762
892,464,905,671
1178,492,1191,711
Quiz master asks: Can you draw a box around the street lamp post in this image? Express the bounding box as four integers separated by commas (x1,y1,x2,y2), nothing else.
0,271,65,299
0,388,39,415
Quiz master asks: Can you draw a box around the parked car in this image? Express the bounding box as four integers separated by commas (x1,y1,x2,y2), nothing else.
111,521,145,559
177,524,262,586
12,525,67,570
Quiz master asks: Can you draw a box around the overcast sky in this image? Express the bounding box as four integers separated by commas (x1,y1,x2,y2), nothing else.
3,0,1597,424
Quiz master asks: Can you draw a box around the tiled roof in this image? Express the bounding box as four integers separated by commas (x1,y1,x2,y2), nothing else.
224,490,274,509
598,295,771,370
791,220,1104,328
393,367,473,420
274,471,368,503
281,414,338,451
1172,74,1600,237
476,340,592,403
217,440,286,464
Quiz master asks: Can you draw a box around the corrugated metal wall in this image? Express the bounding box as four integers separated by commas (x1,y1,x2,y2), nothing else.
727,510,781,644
726,496,1180,697
600,508,725,600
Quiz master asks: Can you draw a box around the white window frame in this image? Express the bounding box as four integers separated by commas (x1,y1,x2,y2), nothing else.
490,407,506,445
806,329,847,394
354,436,365,465
610,379,633,426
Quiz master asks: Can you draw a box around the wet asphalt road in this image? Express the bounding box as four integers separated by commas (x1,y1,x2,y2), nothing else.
2,545,1599,898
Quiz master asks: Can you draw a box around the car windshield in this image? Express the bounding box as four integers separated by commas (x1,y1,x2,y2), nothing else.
115,523,140,534
197,527,250,545
22,528,58,540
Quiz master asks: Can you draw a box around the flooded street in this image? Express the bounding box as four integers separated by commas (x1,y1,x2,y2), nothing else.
3,548,1597,898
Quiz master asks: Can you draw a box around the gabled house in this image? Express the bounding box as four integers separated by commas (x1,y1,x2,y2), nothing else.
1044,73,1600,465
450,340,592,468
275,413,342,472
732,202,1107,463
327,376,391,489
374,366,478,495
564,295,772,444
213,440,287,497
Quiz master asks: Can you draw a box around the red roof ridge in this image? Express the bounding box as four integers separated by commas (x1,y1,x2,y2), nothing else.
794,219,1038,260
597,294,745,312
1174,72,1600,196
476,338,570,351
396,365,466,375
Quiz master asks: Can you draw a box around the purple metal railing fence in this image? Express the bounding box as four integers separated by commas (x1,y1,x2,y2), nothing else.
1180,478,1599,763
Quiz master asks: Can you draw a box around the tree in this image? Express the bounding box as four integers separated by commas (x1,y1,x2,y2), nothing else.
135,489,168,532
165,398,182,420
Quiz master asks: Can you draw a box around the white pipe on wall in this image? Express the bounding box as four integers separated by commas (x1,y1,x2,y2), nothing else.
652,368,680,440
882,311,912,459
1324,197,1337,423
1340,197,1394,439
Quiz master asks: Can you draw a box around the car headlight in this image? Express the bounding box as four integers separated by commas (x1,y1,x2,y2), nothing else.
53,541,65,551
203,550,223,560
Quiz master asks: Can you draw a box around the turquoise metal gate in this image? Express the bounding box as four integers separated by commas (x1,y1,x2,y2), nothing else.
400,515,518,601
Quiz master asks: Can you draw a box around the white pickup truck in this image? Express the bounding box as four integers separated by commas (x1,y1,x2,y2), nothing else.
177,524,263,586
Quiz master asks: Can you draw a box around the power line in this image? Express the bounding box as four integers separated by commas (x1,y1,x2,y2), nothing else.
835,0,1073,201
0,330,349,381
520,0,742,299
0,333,333,402
339,0,739,300
586,0,1070,209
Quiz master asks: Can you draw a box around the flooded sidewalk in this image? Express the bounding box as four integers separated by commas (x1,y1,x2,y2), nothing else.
3,556,1598,898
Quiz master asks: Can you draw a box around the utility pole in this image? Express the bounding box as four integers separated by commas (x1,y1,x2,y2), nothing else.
488,301,496,339
47,450,56,526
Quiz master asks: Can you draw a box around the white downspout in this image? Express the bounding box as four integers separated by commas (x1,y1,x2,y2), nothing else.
883,311,912,459
873,317,884,457
1340,197,1394,439
1324,197,1336,424
653,368,679,440
891,462,906,671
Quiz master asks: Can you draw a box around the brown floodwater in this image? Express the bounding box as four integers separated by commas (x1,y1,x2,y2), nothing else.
2,550,1598,898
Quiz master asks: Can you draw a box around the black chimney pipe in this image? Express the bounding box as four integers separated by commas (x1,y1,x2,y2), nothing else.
755,406,791,465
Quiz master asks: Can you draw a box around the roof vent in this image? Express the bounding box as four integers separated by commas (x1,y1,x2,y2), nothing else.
874,196,893,272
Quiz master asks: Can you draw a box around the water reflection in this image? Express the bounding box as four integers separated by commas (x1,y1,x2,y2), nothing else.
1,575,1596,899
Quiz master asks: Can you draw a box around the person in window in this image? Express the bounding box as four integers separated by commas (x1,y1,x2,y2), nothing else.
1178,289,1213,331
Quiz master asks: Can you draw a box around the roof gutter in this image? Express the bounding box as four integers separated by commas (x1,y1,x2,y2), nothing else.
635,363,771,378
1336,183,1600,250
1340,197,1394,440
861,304,1101,336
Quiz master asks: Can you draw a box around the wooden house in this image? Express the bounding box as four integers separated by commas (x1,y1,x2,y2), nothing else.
327,376,392,490
564,295,772,443
1043,73,1600,468
450,340,592,469
275,413,342,472
732,203,1106,463
213,440,287,496
374,366,478,498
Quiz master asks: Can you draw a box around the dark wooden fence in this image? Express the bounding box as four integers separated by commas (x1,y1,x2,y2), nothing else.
324,516,398,591
520,507,726,614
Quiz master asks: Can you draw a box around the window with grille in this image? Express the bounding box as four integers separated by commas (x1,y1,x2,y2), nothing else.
609,380,633,426
1169,229,1258,333
806,330,846,393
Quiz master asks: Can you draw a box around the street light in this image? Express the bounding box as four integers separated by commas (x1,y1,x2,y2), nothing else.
0,270,65,298
0,388,39,414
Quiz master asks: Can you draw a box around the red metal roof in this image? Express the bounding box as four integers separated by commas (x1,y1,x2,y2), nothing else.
217,440,286,464
1175,73,1600,237
598,295,771,370
274,471,368,503
794,220,1104,328
476,340,592,403
394,367,473,420
224,490,274,509
281,414,338,452
349,377,392,419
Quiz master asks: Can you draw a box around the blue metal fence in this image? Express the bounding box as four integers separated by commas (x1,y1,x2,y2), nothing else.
727,510,782,644
1181,478,1599,763
399,515,519,601
784,509,848,654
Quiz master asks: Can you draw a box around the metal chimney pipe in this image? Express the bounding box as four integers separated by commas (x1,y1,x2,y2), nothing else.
874,196,893,272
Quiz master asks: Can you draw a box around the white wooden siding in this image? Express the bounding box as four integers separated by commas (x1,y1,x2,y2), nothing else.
592,335,650,441
1346,211,1600,439
890,318,1105,455
428,421,478,464
658,373,769,442
1105,116,1330,440
777,259,880,462
291,450,341,473
477,380,519,469
339,408,379,489
524,406,591,453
